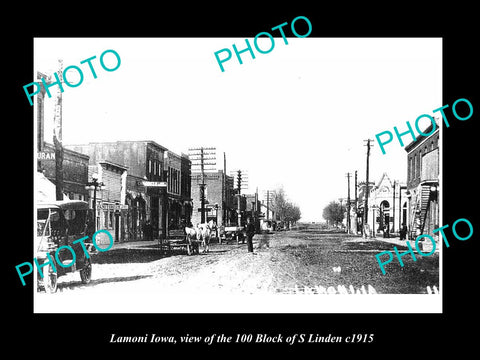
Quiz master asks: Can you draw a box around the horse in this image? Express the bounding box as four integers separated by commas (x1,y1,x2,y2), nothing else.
184,220,216,254
197,219,216,253
184,225,200,255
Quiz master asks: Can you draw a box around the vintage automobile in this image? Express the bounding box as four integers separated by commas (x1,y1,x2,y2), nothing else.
260,220,274,234
36,200,94,293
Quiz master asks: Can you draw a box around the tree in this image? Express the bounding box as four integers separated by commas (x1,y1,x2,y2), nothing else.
322,201,345,227
284,202,301,224
272,186,301,224
273,187,287,220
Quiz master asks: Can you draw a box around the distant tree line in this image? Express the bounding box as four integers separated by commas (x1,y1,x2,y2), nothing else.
273,187,301,224
322,201,345,227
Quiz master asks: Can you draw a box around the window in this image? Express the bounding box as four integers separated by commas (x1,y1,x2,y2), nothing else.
413,154,417,179
37,209,50,236
408,157,411,182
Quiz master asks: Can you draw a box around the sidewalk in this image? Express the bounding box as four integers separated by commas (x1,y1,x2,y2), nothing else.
345,233,438,253
371,236,415,248
108,238,162,251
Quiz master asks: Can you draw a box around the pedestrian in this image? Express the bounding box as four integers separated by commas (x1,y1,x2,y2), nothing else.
85,210,95,238
144,220,153,241
245,216,255,253
400,223,407,240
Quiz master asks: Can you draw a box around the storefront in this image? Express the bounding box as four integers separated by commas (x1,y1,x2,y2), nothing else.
96,202,128,243
125,193,146,241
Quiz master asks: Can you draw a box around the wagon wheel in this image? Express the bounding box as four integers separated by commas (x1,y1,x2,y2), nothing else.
42,264,58,294
80,257,92,284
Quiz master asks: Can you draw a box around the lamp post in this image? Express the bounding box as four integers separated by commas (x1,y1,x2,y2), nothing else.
86,173,104,232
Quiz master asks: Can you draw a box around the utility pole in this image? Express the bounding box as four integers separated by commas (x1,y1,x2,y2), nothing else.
354,170,358,211
223,152,226,227
363,139,373,237
263,189,275,221
85,175,104,232
200,148,206,223
351,170,358,234
255,187,259,232
392,180,396,233
230,169,248,227
237,170,242,227
53,59,64,201
188,147,216,224
399,183,406,232
346,172,351,234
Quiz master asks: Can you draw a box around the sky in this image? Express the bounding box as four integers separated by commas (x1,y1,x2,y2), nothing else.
34,37,442,222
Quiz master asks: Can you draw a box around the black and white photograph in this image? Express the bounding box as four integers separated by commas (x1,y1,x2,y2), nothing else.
9,5,478,354
31,37,442,313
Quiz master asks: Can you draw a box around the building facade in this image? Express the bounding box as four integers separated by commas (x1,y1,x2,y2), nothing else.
66,141,193,240
368,173,407,236
38,143,90,201
357,174,408,237
191,170,235,226
405,124,440,247
87,160,128,243
164,151,193,230
66,141,167,240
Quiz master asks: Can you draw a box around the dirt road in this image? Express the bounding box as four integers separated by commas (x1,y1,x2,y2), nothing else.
35,228,439,300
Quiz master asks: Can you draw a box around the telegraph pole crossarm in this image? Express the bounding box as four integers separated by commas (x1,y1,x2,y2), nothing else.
188,146,216,224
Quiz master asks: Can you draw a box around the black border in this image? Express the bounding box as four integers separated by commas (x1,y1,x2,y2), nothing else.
8,4,478,354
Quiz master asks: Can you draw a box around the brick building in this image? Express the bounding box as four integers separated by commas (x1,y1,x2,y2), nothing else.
39,143,90,201
66,141,193,240
164,151,192,230
191,170,235,226
404,123,440,247
66,141,167,240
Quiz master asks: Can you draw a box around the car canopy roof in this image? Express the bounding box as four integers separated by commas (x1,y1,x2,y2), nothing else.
37,200,89,211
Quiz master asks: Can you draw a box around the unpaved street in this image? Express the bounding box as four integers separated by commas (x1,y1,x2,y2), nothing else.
35,226,439,303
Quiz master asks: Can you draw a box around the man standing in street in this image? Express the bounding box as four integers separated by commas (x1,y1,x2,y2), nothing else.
245,216,255,253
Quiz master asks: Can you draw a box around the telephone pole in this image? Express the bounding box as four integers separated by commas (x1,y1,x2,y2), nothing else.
354,170,358,214
263,189,274,221
353,170,358,234
223,152,226,226
363,139,373,237
237,170,242,227
188,147,216,224
200,148,206,223
266,190,270,221
392,180,396,233
346,172,351,234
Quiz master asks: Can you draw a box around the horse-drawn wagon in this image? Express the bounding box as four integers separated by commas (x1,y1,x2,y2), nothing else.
161,220,217,255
